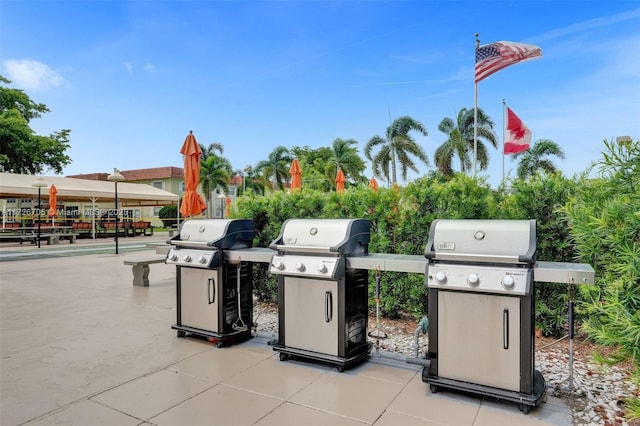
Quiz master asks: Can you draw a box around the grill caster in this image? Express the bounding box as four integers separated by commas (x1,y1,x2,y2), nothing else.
336,365,345,373
279,353,289,362
518,403,530,415
429,384,439,394
177,331,186,338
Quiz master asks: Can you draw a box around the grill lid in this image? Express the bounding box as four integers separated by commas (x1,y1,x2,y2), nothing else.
269,218,370,256
424,219,536,265
169,219,254,250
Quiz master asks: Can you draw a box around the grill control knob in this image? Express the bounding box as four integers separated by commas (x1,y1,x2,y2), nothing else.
168,253,178,262
502,275,515,289
295,262,306,272
467,273,480,286
182,254,192,263
198,255,207,264
434,271,447,284
317,264,328,273
273,261,285,270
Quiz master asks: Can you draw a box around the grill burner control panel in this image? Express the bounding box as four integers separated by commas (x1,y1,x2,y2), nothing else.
427,263,530,295
166,248,218,268
270,254,342,279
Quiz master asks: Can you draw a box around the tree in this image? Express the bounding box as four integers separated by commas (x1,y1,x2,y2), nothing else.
242,165,268,195
364,116,429,185
0,76,72,174
255,146,293,190
434,107,497,177
199,143,232,202
290,145,333,191
510,138,566,180
327,138,366,187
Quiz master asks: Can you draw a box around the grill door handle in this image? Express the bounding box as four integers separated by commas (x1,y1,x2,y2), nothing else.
325,291,333,323
208,278,215,304
503,308,509,349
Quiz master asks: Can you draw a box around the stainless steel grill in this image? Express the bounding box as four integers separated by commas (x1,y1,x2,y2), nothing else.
269,218,371,371
422,219,545,412
166,219,255,346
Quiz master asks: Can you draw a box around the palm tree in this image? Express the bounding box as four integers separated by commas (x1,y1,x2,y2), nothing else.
255,146,294,190
199,142,225,160
198,143,232,202
242,166,267,195
364,116,429,185
434,107,497,178
327,138,366,185
511,139,566,180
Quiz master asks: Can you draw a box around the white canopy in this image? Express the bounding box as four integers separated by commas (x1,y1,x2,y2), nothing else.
0,172,179,206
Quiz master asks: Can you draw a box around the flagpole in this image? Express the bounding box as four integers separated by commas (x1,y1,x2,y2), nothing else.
502,99,506,186
473,33,479,177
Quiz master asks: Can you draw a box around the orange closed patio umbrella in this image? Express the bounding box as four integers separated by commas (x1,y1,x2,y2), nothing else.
48,184,58,224
368,176,379,191
225,196,231,218
289,158,302,191
335,169,346,193
180,131,208,217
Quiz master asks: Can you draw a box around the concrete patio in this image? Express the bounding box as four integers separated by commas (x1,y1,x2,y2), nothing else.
1,234,573,425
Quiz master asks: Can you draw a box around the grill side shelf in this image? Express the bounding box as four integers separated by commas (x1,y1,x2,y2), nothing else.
347,254,427,274
533,261,595,285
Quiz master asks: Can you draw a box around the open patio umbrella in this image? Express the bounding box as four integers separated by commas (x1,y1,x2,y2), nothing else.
225,196,231,218
335,169,346,193
180,131,207,217
368,176,379,191
48,184,58,224
289,158,302,191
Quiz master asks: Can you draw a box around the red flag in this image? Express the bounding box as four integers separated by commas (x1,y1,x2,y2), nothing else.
504,107,532,155
475,41,542,83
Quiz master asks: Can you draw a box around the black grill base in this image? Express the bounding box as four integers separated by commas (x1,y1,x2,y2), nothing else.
171,324,252,348
422,369,546,414
273,341,372,372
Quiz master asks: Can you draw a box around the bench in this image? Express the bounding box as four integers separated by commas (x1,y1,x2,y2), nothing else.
71,222,94,237
100,222,127,238
130,221,154,236
123,255,166,286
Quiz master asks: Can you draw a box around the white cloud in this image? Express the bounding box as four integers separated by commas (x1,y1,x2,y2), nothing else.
143,63,155,74
123,62,133,73
2,59,69,91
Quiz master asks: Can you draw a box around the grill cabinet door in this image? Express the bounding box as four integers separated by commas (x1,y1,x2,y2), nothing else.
283,277,338,356
180,268,220,332
437,291,521,392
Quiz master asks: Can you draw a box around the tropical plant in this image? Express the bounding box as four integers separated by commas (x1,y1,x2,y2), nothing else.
242,165,267,195
327,138,366,186
199,143,232,202
510,138,566,180
364,116,429,185
0,75,72,174
562,138,639,421
434,107,497,177
255,145,294,190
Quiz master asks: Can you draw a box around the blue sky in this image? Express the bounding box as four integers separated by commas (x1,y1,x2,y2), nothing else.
2,1,639,187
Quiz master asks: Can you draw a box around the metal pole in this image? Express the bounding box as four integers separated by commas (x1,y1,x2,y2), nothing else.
502,99,506,186
37,188,41,248
473,33,479,177
114,181,119,254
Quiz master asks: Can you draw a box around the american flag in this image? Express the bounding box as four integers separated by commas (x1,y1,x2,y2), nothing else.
475,41,542,83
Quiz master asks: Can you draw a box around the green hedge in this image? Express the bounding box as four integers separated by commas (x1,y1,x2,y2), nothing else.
230,170,601,338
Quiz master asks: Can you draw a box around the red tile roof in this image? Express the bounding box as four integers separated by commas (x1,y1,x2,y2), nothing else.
230,174,244,185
